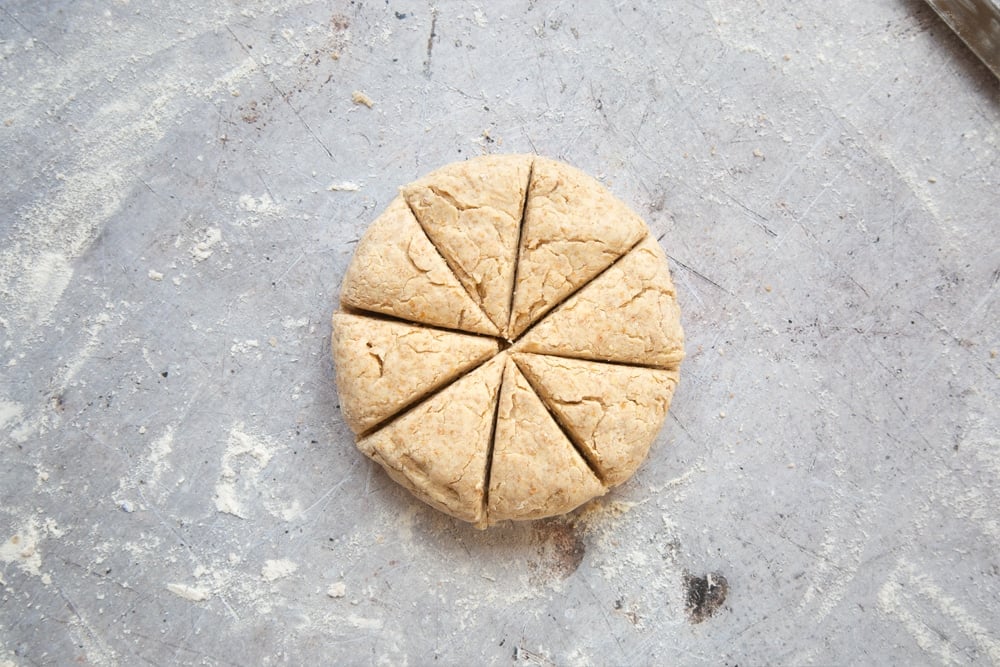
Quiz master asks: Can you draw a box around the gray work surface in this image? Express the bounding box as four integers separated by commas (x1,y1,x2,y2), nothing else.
1,1,998,665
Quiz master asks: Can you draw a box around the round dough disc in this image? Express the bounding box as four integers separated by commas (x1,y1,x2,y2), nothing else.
331,154,684,528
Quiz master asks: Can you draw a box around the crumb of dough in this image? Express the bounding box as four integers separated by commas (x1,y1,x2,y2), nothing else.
351,90,374,108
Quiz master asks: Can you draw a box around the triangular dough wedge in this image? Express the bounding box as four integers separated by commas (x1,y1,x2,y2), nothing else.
515,236,684,367
340,196,499,336
488,358,605,524
513,353,679,487
357,355,505,527
508,157,648,338
332,312,500,434
402,155,532,335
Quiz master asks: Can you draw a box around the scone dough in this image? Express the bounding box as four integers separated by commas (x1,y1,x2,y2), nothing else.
403,154,531,335
356,355,505,527
515,235,685,367
332,155,684,527
340,196,499,336
331,312,499,434
508,157,647,338
512,352,679,487
488,358,605,522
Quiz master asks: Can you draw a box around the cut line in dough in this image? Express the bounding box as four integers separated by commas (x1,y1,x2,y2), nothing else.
508,157,648,338
487,358,605,523
357,354,506,527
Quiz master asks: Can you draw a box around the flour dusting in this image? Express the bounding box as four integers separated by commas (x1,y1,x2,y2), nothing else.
0,518,42,577
213,425,279,518
190,227,223,262
0,399,24,431
166,582,211,602
262,559,298,582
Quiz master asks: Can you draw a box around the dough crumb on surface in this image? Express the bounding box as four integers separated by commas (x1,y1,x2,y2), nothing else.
351,90,374,108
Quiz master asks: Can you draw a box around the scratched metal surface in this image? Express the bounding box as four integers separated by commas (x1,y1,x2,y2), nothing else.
1,1,999,665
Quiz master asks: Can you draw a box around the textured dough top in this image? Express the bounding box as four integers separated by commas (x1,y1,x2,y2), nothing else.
332,155,684,528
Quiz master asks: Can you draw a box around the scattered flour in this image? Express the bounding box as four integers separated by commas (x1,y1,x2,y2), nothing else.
19,252,74,331
230,339,261,356
138,426,176,490
213,485,244,518
327,181,361,192
237,193,279,213
277,499,306,522
0,518,42,577
261,559,298,582
114,424,176,507
878,559,1000,664
54,311,112,395
0,399,24,431
190,227,222,262
166,582,211,602
213,425,278,518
